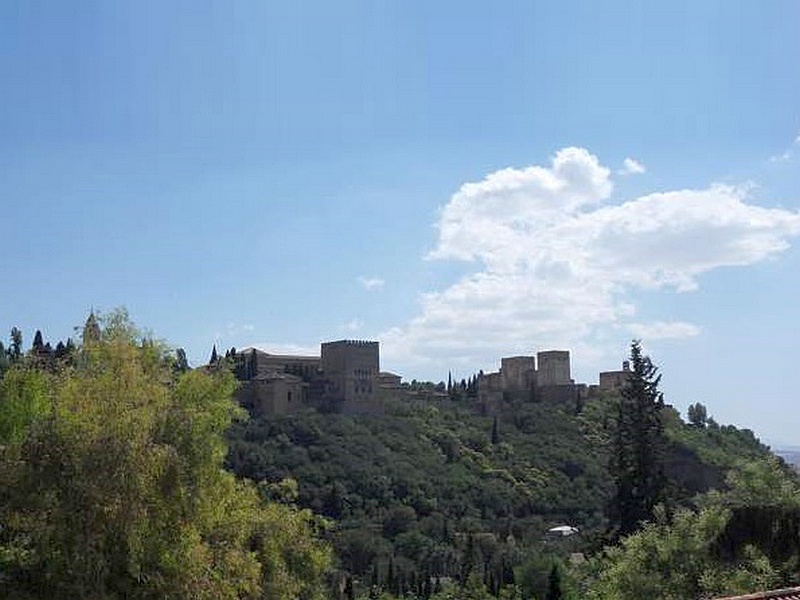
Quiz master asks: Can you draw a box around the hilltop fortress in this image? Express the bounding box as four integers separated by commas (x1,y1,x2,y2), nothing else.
215,339,631,416
476,352,630,414
223,340,398,414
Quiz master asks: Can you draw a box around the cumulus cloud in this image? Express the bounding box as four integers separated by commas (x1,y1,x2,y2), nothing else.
381,147,800,374
619,157,646,175
358,276,385,291
340,319,363,332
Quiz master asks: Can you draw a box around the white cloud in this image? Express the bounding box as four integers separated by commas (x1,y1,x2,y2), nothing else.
340,319,363,332
770,150,793,163
214,322,255,342
381,147,800,375
627,321,701,340
358,276,385,291
619,157,646,175
769,133,800,163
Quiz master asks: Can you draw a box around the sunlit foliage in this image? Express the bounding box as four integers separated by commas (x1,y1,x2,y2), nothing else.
0,311,330,599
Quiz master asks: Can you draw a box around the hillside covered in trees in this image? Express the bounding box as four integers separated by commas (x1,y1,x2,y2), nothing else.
226,358,793,599
2,315,800,599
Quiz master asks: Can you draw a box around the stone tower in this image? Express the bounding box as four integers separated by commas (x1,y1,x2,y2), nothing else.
536,350,571,386
321,340,379,403
500,356,537,391
82,311,101,345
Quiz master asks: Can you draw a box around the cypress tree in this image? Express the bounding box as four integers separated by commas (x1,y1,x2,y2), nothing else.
545,564,562,600
175,348,189,372
9,327,22,363
0,342,8,376
608,340,667,537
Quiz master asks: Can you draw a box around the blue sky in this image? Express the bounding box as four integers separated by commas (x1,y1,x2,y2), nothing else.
2,1,799,444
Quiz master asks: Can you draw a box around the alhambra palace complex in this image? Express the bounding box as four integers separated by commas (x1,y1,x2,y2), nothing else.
216,339,632,415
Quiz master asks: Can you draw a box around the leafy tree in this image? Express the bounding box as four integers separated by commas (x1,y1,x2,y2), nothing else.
608,340,668,537
687,402,708,428
491,415,499,445
0,367,49,445
587,506,780,600
589,453,800,600
700,456,800,510
0,311,330,599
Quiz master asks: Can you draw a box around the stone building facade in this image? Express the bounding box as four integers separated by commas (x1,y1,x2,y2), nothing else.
321,340,380,403
225,340,383,415
536,350,572,386
237,372,306,414
599,360,631,391
501,356,537,392
477,349,579,410
221,336,632,417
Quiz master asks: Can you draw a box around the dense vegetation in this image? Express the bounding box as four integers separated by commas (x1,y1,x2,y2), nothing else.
2,316,799,599
226,341,795,599
0,312,330,599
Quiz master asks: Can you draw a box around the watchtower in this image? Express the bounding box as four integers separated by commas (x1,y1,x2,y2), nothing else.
536,350,572,386
321,340,380,402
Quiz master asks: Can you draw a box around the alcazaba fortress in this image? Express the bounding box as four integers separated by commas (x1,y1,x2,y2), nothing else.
210,339,632,416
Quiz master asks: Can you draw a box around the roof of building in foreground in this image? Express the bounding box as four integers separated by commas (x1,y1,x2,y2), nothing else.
713,587,800,600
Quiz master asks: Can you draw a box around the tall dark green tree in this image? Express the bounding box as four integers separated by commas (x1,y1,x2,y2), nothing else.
0,342,8,376
32,329,44,350
175,347,189,372
545,564,563,600
9,327,22,363
608,340,668,537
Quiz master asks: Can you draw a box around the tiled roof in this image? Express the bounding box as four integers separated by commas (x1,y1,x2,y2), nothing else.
713,587,800,600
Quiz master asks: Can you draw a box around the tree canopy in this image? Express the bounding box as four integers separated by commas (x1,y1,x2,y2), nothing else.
0,311,330,599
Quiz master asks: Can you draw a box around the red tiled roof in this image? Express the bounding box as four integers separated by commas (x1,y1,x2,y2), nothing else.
712,587,800,600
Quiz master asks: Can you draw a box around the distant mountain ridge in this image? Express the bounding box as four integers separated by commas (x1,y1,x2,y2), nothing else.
775,446,800,468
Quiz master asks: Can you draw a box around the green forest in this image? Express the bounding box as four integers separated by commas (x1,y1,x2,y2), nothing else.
2,312,800,599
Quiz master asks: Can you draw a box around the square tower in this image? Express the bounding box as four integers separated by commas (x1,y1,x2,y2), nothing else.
500,356,537,391
321,340,380,402
536,350,572,386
